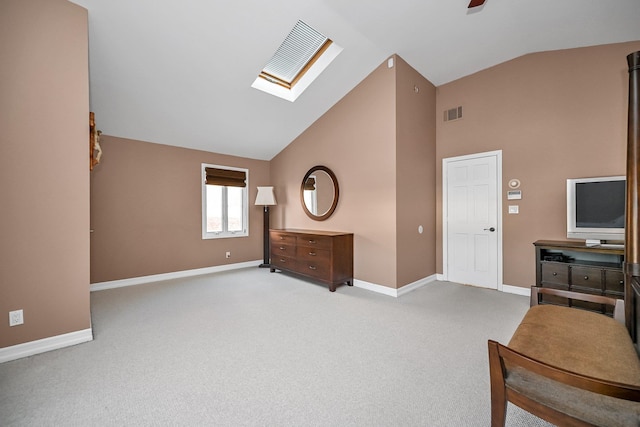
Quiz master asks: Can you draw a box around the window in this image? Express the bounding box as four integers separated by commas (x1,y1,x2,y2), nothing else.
202,164,248,239
303,175,317,215
251,20,343,102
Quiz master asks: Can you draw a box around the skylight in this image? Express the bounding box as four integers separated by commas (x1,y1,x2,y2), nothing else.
252,20,342,102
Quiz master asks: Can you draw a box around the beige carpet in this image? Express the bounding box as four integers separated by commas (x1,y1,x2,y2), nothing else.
0,268,552,426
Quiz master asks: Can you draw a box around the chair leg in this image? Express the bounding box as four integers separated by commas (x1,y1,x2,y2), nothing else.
488,340,508,427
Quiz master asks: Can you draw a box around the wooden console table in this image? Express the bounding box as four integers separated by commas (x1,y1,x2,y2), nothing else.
269,229,353,292
534,240,625,315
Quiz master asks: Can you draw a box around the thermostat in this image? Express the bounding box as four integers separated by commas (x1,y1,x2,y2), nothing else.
507,190,522,200
508,179,521,189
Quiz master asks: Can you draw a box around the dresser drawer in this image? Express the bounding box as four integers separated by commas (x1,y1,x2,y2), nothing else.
571,266,603,291
270,230,297,245
271,242,295,259
297,259,331,280
296,246,331,263
604,269,625,294
540,263,569,286
271,254,295,269
296,234,332,250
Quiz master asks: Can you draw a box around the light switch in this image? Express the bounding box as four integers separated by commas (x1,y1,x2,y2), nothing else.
508,205,519,214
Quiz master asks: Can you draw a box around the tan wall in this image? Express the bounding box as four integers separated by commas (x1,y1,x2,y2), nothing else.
0,0,90,348
90,136,270,283
435,41,640,288
270,59,398,288
270,55,437,289
395,57,437,286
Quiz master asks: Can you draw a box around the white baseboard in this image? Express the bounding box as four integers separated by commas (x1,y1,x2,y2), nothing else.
353,279,398,296
354,274,437,298
434,274,531,297
398,274,438,296
0,328,93,364
501,284,531,297
90,260,262,292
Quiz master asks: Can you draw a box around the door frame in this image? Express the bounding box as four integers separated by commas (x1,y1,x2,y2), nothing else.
442,150,503,291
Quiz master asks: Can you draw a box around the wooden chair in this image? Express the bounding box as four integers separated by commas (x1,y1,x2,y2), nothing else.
488,288,640,426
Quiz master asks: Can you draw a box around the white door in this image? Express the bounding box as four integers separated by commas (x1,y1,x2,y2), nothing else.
444,152,501,289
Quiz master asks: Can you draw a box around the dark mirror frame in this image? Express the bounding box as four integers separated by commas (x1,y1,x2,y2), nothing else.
300,165,339,221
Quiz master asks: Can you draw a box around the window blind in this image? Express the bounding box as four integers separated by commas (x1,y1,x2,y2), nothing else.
262,20,328,84
205,167,246,187
303,177,316,191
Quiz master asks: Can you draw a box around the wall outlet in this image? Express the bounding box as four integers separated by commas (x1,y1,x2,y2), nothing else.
225,251,231,258
9,309,24,327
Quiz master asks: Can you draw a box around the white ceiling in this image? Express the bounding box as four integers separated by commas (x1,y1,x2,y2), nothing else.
69,0,640,160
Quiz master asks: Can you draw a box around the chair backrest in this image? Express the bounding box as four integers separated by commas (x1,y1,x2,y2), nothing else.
530,287,625,324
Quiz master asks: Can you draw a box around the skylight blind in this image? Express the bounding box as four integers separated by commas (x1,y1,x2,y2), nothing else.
262,20,328,84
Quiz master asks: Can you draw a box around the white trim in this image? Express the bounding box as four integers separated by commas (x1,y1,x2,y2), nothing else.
442,150,503,290
201,163,249,240
353,279,398,297
397,274,437,296
501,284,531,297
90,260,261,292
0,328,93,364
353,274,437,298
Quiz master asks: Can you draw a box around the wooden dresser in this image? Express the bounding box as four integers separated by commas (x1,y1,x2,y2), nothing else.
269,229,353,292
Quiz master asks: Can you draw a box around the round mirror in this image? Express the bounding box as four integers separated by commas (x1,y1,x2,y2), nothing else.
300,165,339,221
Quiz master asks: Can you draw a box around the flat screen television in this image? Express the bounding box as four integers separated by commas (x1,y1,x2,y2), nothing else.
566,176,626,244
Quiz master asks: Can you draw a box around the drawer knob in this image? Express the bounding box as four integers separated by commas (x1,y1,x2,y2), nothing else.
309,240,317,244
620,280,624,285
280,236,284,240
309,265,317,270
279,246,285,250
280,258,286,263
552,272,557,276
584,276,589,280
309,252,316,256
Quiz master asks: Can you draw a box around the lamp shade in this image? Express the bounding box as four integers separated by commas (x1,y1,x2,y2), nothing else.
255,186,277,206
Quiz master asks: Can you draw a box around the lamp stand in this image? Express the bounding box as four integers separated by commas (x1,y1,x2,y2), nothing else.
259,205,271,268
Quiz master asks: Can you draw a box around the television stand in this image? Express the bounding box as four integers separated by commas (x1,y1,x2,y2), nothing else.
533,240,625,316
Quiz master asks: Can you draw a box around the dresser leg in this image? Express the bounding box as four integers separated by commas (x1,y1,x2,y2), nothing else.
329,284,336,292
270,268,275,273
347,280,353,286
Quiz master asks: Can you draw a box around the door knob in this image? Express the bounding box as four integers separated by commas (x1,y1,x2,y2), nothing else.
484,227,496,232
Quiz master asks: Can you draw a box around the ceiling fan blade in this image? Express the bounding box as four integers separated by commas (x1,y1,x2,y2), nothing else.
468,0,485,8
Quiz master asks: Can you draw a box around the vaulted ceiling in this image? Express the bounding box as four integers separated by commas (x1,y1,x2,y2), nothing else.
70,0,640,160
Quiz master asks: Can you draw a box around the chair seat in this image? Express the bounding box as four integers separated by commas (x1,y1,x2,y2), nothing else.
503,304,640,426
507,305,640,385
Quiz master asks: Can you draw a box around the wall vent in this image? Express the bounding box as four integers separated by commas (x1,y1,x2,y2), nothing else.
444,106,463,122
